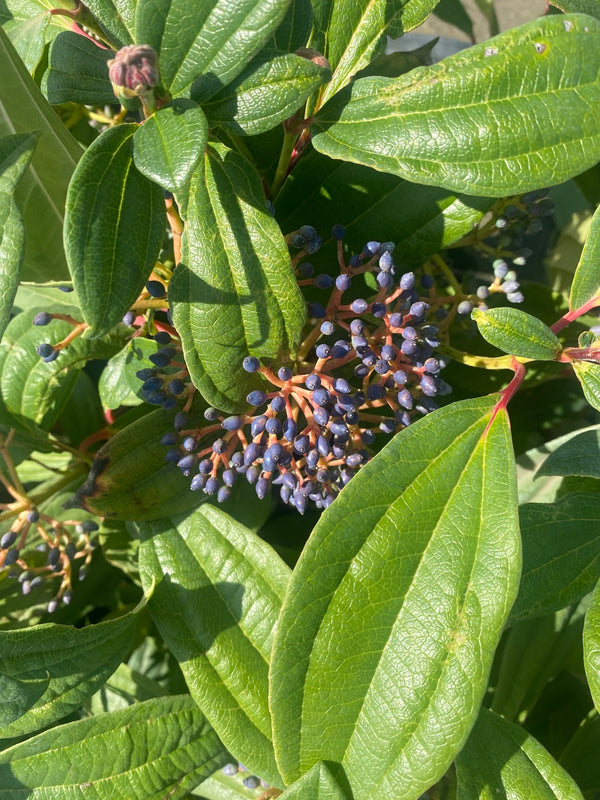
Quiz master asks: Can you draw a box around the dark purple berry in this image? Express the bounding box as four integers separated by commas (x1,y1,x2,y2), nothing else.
297,261,314,278
331,224,345,240
36,343,54,358
217,486,231,503
349,254,363,268
33,312,52,326
167,378,186,396
314,273,334,289
146,280,166,298
307,302,326,318
372,301,387,317
174,411,188,429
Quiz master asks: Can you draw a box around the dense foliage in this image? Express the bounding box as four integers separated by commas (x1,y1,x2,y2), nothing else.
1,0,600,797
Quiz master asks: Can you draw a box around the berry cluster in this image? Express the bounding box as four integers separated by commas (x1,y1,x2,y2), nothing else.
158,226,451,512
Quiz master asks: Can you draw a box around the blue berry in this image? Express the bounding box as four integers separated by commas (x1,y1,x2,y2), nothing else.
457,300,473,315
361,429,375,445
270,396,286,413
424,358,440,374
162,395,178,411
222,470,237,488
381,344,395,361
397,389,413,409
402,326,418,341
399,272,415,290
182,436,198,452
168,378,186,395
346,453,363,468
190,474,206,491
165,448,181,464
212,439,226,454
256,477,270,499
374,359,389,375
305,373,321,390
278,367,292,381
409,301,428,319
297,261,314,278
330,343,348,359
217,486,231,503
317,435,331,457
308,301,327,318
333,377,351,394
149,352,171,368
420,375,437,396
350,319,365,336
349,254,363,268
136,368,156,381
293,435,310,454
154,331,172,345
372,301,386,317
350,298,368,314
198,459,213,474
363,240,381,256
27,509,40,523
146,280,166,298
36,343,54,358
177,454,195,475
1,531,17,549
380,419,396,434
247,390,267,407
265,417,282,435
320,321,335,335
250,416,267,436
243,356,260,373
376,272,393,290
331,224,345,240
420,274,435,289
366,384,385,400
33,312,52,326
305,236,323,254
315,343,330,359
204,407,219,421
222,764,237,777
379,251,393,271
204,477,219,495
313,407,329,426
329,421,348,437
335,274,351,291
401,339,418,357
312,387,331,407
507,291,524,303
314,273,334,289
222,415,244,431
493,259,508,279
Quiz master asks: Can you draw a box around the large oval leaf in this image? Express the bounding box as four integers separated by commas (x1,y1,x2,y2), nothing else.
472,307,562,360
170,142,305,412
64,124,165,338
570,202,600,311
137,506,291,788
270,395,522,798
455,707,584,799
311,14,600,197
584,580,600,711
43,30,115,107
0,695,228,799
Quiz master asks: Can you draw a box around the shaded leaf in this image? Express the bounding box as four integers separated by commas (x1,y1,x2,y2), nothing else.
43,30,115,106
455,707,584,799
573,360,600,412
0,605,138,737
537,425,600,479
202,50,330,136
280,761,351,799
170,143,305,412
0,26,81,282
64,124,166,337
271,0,312,50
434,0,474,39
584,580,600,711
137,505,291,789
549,0,600,18
560,712,600,799
133,99,207,193
79,0,134,48
311,15,600,197
136,0,290,99
570,203,600,311
510,493,600,624
270,395,521,797
471,307,562,360
0,695,228,799
0,133,36,339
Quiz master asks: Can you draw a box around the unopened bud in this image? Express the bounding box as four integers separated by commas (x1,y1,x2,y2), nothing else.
295,47,331,71
108,44,159,99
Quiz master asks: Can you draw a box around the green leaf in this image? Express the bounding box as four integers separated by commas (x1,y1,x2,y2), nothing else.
0,606,138,737
0,695,228,799
280,762,351,799
509,493,600,624
560,711,600,798
584,580,600,711
87,662,167,715
79,0,134,48
0,26,81,282
537,426,600,479
455,707,584,800
137,506,291,788
64,124,166,338
275,148,494,269
311,15,600,197
136,0,290,99
3,12,50,74
170,143,305,412
43,30,115,106
270,395,521,797
202,51,330,136
570,203,600,311
549,0,600,19
434,0,474,39
573,360,600,412
271,0,312,51
309,0,439,104
99,336,162,409
471,307,562,360
0,306,124,432
132,99,208,193
0,133,36,339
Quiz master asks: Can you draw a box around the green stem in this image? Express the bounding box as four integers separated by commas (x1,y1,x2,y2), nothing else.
438,344,531,370
270,130,298,198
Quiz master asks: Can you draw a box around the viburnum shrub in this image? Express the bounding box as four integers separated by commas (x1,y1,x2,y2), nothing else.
1,0,600,797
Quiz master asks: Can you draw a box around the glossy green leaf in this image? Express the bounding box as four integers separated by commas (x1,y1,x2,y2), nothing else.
270,395,521,797
136,0,290,99
472,307,562,360
570,203,600,311
79,0,134,48
66,403,210,520
170,143,305,412
275,148,494,267
99,336,162,409
550,0,600,19
3,12,49,74
0,606,138,737
0,26,81,282
0,695,228,799
280,762,350,799
311,15,600,197
64,124,165,338
537,426,600,479
573,360,600,412
0,306,124,433
584,580,600,711
509,493,600,624
560,712,600,798
455,707,584,799
354,39,437,79
0,133,36,339
202,51,330,136
133,99,207,193
137,506,291,788
43,30,115,106
310,0,439,104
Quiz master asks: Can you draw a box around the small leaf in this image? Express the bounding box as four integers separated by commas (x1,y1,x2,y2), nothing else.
455,707,584,799
509,493,600,624
0,695,228,799
280,762,351,799
202,51,330,136
135,0,290,99
549,0,600,19
270,395,521,797
133,99,208,193
537,425,600,479
0,606,138,737
0,133,36,338
43,30,115,107
64,124,166,337
584,580,600,711
570,203,600,311
170,143,305,412
573,360,600,412
472,307,562,360
137,506,291,788
0,26,81,282
311,15,600,196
